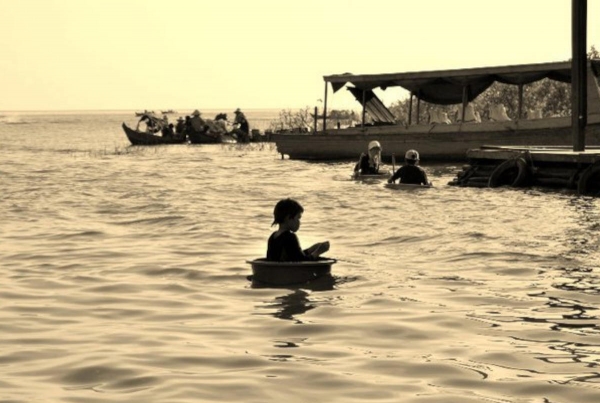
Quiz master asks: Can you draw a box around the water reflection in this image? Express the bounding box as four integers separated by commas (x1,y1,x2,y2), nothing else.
271,290,315,323
252,275,348,323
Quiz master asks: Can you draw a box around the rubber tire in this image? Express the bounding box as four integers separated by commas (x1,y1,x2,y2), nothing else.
488,157,530,188
577,162,600,195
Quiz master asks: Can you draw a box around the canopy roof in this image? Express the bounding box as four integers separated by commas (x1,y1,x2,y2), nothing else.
325,60,600,105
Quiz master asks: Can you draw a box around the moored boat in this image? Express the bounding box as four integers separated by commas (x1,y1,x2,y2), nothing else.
246,258,336,285
273,60,600,161
122,123,187,145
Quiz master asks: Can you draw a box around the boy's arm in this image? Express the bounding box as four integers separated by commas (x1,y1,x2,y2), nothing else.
388,167,401,183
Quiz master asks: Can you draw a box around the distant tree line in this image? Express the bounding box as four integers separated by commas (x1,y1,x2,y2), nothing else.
268,108,358,132
389,45,600,124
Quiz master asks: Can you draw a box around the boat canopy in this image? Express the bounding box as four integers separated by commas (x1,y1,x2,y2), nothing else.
325,60,600,105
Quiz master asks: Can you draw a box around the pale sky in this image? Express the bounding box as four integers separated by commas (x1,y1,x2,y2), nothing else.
1,0,599,111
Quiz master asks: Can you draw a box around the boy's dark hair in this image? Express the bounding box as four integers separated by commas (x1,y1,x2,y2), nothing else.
272,198,304,226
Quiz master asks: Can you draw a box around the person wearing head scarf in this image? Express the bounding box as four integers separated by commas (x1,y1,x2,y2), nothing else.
354,140,382,175
388,149,430,185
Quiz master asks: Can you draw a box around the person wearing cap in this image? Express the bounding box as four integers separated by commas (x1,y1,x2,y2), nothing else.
190,109,206,133
388,149,430,185
175,116,186,135
233,108,250,142
354,140,382,175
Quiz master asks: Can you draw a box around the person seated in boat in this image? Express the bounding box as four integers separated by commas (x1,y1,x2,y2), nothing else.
232,108,251,142
214,113,232,133
267,198,330,262
388,149,430,185
137,114,159,133
161,123,175,139
189,110,207,133
175,117,186,135
354,140,382,176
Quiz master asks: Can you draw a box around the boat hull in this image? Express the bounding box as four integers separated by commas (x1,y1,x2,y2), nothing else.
273,117,600,161
188,130,237,144
247,258,336,285
122,123,186,145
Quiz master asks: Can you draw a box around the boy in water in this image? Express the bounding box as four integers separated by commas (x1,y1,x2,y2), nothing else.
267,198,330,262
388,149,430,185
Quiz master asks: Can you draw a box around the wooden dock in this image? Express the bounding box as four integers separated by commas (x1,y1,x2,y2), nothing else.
449,145,600,195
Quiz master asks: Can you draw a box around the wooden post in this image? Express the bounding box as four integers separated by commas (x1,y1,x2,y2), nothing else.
314,106,318,133
361,89,366,127
572,0,587,151
461,86,468,122
408,92,413,125
416,94,421,124
323,81,328,132
518,84,524,120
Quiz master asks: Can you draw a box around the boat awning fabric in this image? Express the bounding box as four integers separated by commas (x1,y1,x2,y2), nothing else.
347,87,396,124
326,60,600,105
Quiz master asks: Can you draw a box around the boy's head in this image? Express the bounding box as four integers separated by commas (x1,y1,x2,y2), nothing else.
272,198,304,226
405,149,420,165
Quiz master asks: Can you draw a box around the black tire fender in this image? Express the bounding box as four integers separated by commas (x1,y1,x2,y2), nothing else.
488,157,530,188
577,161,600,195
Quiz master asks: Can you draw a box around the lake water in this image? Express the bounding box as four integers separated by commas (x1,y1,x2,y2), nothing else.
2,111,600,402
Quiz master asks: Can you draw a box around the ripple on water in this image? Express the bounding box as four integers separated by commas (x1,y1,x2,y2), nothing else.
4,117,600,402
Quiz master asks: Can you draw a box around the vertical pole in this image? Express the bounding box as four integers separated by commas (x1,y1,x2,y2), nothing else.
572,0,587,151
461,86,468,122
518,84,524,120
361,89,366,127
314,106,318,133
323,81,328,132
416,94,421,124
408,92,413,125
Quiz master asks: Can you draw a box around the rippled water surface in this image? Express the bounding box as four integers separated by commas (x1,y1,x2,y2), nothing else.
2,111,600,402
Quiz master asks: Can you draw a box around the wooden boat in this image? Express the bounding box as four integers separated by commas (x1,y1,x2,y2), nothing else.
246,258,336,285
187,130,237,144
273,60,600,161
122,123,187,145
135,110,154,117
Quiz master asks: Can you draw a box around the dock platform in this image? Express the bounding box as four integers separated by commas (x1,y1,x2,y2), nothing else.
449,145,600,195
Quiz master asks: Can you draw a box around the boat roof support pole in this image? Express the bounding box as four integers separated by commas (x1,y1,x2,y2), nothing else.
518,84,524,120
361,89,366,127
461,86,468,122
408,92,413,125
323,82,328,132
572,0,587,151
416,94,421,125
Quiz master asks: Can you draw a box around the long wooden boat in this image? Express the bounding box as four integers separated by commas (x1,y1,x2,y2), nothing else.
122,123,187,145
187,130,237,144
273,60,600,161
246,258,336,285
